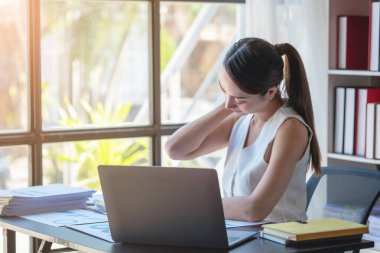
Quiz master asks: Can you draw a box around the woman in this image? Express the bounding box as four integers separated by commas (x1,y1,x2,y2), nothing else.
165,37,321,223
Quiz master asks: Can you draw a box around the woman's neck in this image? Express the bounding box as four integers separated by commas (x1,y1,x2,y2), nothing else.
253,95,284,124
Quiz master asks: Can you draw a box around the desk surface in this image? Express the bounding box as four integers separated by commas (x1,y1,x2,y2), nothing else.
0,216,374,253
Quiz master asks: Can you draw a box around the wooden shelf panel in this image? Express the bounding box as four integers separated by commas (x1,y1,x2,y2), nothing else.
327,153,380,165
328,69,380,76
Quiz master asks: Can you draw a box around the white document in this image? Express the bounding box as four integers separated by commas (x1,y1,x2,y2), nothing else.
338,16,347,69
355,88,367,156
0,184,95,216
0,184,94,200
366,103,376,159
69,219,264,242
371,2,380,71
68,222,114,242
376,104,380,159
225,219,269,228
343,87,356,155
334,87,345,153
22,209,108,227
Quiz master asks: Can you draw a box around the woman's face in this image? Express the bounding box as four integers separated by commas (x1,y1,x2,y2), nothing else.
218,67,270,115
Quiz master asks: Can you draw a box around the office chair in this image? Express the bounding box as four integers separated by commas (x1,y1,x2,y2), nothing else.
306,166,380,224
306,167,380,253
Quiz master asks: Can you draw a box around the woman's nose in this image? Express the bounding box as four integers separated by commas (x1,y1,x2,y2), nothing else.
224,95,236,109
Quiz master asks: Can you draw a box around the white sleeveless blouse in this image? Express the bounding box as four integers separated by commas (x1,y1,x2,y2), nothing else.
222,105,312,222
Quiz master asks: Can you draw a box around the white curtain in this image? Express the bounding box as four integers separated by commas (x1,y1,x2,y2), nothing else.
245,0,329,165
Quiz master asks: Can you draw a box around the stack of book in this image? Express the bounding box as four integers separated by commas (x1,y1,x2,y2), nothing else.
0,184,95,216
260,218,368,246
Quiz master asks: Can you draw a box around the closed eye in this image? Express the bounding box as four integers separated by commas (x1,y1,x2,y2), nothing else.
218,81,248,103
234,98,248,104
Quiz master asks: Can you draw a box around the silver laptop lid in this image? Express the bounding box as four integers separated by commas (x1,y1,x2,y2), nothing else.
98,165,228,249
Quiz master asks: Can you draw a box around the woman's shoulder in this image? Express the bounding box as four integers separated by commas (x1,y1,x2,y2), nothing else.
280,117,308,133
274,104,311,138
278,105,310,128
278,104,301,119
276,115,310,150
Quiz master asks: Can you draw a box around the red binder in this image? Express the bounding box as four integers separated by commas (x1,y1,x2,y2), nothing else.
354,87,380,156
338,16,369,70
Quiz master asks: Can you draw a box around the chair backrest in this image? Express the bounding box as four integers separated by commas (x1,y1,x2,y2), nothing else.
306,166,380,225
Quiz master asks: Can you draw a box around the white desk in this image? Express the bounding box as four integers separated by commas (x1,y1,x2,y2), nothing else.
0,216,375,253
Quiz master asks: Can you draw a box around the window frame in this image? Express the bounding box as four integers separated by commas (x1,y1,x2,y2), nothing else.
0,0,244,186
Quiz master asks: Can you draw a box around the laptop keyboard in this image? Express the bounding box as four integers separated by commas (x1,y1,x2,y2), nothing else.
227,236,240,244
226,230,257,246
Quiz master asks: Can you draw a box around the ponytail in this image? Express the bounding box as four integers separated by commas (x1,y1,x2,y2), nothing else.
275,43,321,175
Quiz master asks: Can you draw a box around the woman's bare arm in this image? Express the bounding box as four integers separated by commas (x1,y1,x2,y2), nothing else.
165,104,238,160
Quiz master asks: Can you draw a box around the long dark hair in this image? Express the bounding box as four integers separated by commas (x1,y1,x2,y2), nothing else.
223,38,321,175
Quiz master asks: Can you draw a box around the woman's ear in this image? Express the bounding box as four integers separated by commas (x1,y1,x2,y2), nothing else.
265,87,278,100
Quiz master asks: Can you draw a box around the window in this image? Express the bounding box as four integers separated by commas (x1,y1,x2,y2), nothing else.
1,0,244,251
0,0,244,190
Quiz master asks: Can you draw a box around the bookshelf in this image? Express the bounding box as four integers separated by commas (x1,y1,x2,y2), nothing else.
328,0,380,170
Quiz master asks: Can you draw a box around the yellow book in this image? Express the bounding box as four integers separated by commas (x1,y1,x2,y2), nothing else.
261,218,368,241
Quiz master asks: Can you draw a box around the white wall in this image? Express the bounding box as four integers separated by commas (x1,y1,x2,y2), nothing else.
244,0,329,165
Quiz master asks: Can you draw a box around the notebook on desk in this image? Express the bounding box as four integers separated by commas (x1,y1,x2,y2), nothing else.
97,165,256,249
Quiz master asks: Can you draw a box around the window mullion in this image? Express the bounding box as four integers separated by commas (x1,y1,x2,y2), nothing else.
152,0,162,165
28,0,42,186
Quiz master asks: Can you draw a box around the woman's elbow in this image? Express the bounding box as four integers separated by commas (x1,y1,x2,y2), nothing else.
165,142,179,160
165,141,189,160
244,198,272,222
165,149,183,160
243,210,267,222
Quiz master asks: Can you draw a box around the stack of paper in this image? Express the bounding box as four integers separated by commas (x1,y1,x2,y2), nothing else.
0,184,95,216
323,203,365,223
260,218,368,245
86,193,106,214
363,212,380,250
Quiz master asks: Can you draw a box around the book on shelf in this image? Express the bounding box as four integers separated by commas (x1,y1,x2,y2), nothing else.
334,87,346,153
355,88,380,156
343,87,356,155
0,184,95,216
261,218,368,241
260,231,362,246
376,103,380,159
334,87,380,158
338,16,369,70
366,103,377,159
369,1,380,71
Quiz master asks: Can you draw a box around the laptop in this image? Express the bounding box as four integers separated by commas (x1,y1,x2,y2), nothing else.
98,165,256,249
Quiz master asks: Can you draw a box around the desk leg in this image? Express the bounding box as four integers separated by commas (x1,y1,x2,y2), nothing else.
37,240,52,253
2,228,16,253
